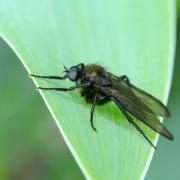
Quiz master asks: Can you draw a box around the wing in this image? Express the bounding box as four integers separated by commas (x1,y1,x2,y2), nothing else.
100,73,173,140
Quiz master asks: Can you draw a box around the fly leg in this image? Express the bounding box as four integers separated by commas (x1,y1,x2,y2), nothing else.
119,75,130,83
37,83,91,92
90,89,99,131
30,74,67,80
111,97,156,149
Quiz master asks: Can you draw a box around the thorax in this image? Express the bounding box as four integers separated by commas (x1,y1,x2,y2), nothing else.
76,64,109,103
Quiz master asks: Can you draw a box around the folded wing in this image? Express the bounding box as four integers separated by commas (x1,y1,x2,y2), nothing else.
100,73,173,140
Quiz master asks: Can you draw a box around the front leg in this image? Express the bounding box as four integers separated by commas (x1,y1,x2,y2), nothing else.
38,82,91,92
31,74,67,80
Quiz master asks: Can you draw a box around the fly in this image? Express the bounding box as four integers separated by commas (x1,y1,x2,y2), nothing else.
30,63,174,149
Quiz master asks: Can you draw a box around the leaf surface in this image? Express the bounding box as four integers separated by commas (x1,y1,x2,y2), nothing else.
0,0,175,179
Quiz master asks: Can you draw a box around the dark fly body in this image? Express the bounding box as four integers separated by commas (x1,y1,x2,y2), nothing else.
31,63,174,149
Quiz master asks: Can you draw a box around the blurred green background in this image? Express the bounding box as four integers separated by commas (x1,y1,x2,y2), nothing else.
0,39,84,179
0,3,179,180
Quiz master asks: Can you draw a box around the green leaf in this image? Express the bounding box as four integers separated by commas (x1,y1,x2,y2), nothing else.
146,22,179,180
0,0,175,179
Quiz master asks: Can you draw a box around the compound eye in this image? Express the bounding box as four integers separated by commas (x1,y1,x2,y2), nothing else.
68,69,78,81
